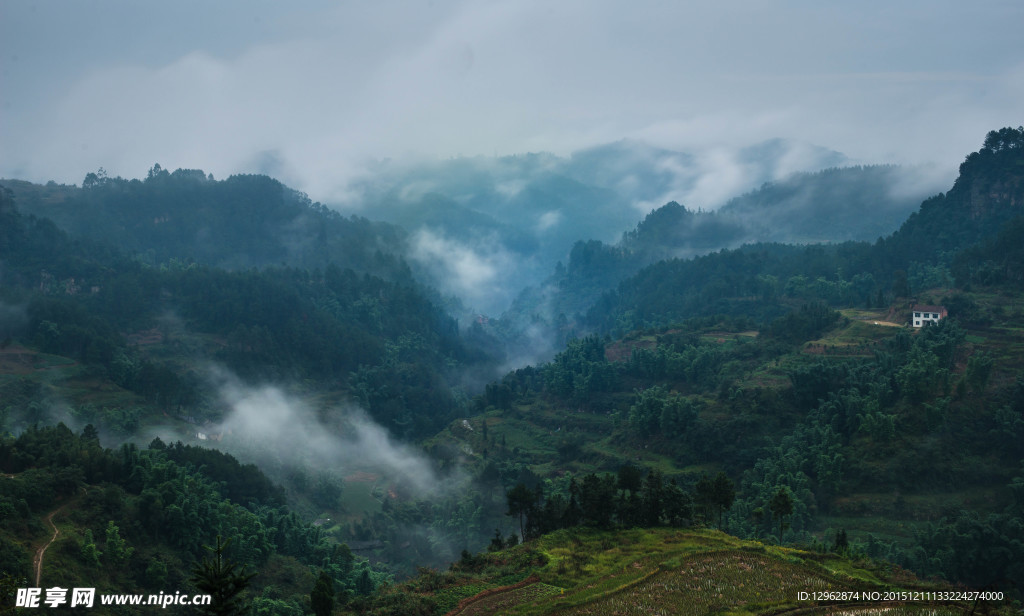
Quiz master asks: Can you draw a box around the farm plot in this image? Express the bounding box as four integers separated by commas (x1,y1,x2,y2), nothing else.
558,550,854,616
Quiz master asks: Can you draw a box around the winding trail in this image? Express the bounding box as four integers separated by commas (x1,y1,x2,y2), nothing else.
33,504,68,587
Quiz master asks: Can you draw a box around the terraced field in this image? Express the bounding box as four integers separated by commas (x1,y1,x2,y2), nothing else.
559,551,854,615
430,530,981,616
453,581,563,615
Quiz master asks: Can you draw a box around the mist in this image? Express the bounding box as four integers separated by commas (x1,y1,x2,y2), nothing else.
0,301,28,343
3,1,1021,200
409,228,523,316
205,368,464,499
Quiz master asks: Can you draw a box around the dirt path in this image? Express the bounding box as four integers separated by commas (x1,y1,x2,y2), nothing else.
34,505,67,587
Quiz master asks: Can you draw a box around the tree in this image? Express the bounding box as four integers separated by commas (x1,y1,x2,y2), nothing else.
145,559,168,589
104,521,133,565
310,570,334,616
81,530,101,567
696,472,734,528
966,351,993,394
662,479,693,527
639,470,665,526
769,487,794,541
488,528,505,552
833,528,849,553
711,472,735,529
563,478,582,528
982,126,1024,152
891,270,910,299
506,483,537,541
355,569,374,596
0,571,25,615
190,536,254,616
614,460,638,493
313,472,343,510
751,507,765,536
578,474,617,529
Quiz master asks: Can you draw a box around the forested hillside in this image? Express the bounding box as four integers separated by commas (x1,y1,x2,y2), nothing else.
717,165,925,244
2,169,409,279
0,425,378,615
1,128,1023,614
429,128,1024,603
499,164,931,354
585,128,1024,335
0,184,496,440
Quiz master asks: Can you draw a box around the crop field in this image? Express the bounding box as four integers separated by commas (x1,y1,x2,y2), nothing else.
427,529,982,616
455,582,563,615
555,550,850,616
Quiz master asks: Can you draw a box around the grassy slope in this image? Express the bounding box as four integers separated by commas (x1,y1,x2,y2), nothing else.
378,527,992,616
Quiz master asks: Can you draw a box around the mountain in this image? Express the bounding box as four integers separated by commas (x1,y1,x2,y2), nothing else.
3,140,936,322
341,139,893,316
562,138,849,207
582,128,1024,335
495,163,935,361
3,127,1024,612
433,127,1024,595
717,165,926,244
0,183,494,441
1,169,410,280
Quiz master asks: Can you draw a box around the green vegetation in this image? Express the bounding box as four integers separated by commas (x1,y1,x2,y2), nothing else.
0,182,492,441
0,424,382,613
352,527,990,616
1,127,1024,613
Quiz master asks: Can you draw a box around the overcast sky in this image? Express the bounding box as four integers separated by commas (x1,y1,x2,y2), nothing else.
2,0,1022,201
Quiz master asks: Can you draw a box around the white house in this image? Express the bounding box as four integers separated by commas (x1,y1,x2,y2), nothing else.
911,304,947,328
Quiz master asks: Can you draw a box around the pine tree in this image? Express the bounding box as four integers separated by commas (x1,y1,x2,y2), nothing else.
769,487,795,541
310,570,334,616
190,536,254,616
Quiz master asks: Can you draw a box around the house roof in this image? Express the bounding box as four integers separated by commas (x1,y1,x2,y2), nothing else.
912,304,946,313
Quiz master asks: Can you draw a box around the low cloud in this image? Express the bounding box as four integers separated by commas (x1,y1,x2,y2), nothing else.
3,2,1021,202
209,368,461,498
0,301,28,341
409,228,518,314
885,162,953,202
535,210,563,233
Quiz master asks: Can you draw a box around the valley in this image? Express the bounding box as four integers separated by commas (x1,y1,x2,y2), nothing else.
1,128,1023,614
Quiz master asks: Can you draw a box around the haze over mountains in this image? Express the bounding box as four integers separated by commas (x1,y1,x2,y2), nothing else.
341,139,945,315
5,138,943,326
0,138,950,391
